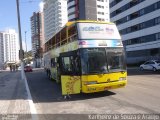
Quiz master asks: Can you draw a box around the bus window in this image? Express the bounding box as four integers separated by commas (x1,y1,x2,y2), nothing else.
61,57,72,74
107,48,126,72
70,55,80,75
51,58,57,67
60,51,80,75
80,48,108,74
68,25,77,42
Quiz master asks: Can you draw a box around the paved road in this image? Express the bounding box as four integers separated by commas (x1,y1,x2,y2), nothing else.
0,71,31,118
26,68,160,118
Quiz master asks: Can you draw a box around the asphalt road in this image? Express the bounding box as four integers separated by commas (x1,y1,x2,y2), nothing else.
26,68,160,117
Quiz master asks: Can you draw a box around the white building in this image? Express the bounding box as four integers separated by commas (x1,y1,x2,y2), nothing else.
43,0,68,42
67,0,110,22
0,29,19,68
110,0,160,64
97,0,110,22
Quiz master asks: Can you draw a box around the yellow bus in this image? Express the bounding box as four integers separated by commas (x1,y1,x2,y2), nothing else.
44,20,127,95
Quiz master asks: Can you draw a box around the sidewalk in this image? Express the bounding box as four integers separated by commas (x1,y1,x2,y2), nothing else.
0,71,32,119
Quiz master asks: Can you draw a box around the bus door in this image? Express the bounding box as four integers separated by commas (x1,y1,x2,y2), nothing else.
51,58,60,82
59,51,81,95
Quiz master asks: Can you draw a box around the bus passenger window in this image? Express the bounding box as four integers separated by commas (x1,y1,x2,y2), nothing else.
51,58,56,67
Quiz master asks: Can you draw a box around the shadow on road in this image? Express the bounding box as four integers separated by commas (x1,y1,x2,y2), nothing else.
26,70,116,103
127,68,160,76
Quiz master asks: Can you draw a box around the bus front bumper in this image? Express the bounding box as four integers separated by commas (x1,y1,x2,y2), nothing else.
82,80,127,93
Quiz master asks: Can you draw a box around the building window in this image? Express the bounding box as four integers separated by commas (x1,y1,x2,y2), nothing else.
97,5,104,9
98,12,104,15
130,12,139,20
125,32,160,46
156,33,160,40
98,18,105,21
155,17,160,24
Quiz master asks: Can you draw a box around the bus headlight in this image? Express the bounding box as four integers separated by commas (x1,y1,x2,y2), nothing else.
84,81,97,85
119,77,126,81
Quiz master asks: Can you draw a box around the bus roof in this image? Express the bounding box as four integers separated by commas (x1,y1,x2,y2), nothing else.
66,20,115,27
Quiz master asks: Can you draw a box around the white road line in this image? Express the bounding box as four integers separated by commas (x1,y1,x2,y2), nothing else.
23,72,39,120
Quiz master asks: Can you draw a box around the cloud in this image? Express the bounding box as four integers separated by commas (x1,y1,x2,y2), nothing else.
39,1,44,12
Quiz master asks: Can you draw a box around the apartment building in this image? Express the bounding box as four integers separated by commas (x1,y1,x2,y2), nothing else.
30,12,44,67
0,33,4,68
110,0,160,64
67,0,110,22
0,29,19,68
31,12,44,58
43,0,68,42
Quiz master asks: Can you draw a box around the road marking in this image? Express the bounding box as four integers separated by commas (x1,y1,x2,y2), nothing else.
23,72,38,120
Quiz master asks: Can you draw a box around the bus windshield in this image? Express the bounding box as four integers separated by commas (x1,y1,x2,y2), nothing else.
80,48,126,74
107,48,126,72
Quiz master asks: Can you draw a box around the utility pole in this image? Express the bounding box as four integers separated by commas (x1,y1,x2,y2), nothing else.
16,0,24,80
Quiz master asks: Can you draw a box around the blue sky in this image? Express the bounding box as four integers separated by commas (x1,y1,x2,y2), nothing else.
0,0,42,51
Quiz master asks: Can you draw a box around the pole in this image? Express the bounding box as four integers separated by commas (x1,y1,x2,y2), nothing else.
16,0,24,80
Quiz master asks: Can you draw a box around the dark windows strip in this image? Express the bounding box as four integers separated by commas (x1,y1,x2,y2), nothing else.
68,0,74,3
68,4,76,10
123,32,160,46
68,11,75,16
120,16,160,35
110,0,123,8
126,48,160,58
114,1,160,25
110,0,145,18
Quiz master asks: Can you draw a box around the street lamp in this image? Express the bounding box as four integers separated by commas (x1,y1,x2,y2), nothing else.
16,0,24,79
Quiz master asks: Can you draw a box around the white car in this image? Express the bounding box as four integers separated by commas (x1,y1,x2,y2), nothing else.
140,60,160,71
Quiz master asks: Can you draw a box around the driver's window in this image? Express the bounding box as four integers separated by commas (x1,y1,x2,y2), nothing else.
61,55,80,75
62,57,72,73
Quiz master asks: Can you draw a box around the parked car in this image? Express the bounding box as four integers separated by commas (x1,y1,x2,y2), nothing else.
140,60,160,71
24,66,33,72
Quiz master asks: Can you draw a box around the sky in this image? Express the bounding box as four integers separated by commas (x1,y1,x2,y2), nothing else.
0,0,42,51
